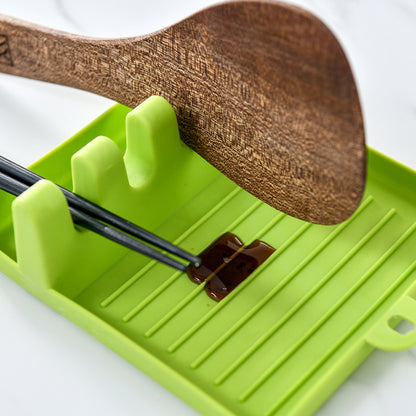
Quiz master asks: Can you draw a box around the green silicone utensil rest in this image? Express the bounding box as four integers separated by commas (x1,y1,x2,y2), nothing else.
0,95,416,416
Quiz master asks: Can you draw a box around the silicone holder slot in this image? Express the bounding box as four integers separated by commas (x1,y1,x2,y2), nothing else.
8,96,218,298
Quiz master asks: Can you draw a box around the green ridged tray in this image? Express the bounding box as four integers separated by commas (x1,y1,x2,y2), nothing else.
1,96,416,416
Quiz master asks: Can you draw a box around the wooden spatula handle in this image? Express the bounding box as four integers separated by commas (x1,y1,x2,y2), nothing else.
0,15,134,105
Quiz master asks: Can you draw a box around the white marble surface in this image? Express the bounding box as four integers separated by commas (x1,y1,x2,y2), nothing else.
0,1,415,415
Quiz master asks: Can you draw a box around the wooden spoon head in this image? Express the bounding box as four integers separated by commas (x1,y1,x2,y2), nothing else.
0,1,365,224
159,1,365,225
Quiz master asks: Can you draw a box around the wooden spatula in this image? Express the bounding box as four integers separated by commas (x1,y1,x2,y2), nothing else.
0,1,365,225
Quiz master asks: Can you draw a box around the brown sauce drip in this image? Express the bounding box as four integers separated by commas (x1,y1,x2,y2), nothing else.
187,232,275,301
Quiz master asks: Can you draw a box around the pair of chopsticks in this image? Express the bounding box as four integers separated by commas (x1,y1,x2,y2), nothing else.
0,155,200,272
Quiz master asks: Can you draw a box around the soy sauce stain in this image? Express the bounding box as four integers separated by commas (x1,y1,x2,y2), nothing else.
187,233,275,301
188,233,242,284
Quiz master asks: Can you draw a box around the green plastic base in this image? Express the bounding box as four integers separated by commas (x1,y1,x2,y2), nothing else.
1,96,416,416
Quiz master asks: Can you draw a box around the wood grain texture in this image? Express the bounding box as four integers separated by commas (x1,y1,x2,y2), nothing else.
0,1,366,224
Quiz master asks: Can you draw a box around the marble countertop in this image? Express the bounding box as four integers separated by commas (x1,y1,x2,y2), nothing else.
0,1,415,415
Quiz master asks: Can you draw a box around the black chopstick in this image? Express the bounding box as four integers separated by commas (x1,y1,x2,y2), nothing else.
0,155,200,267
0,169,197,272
0,171,188,271
0,172,190,272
